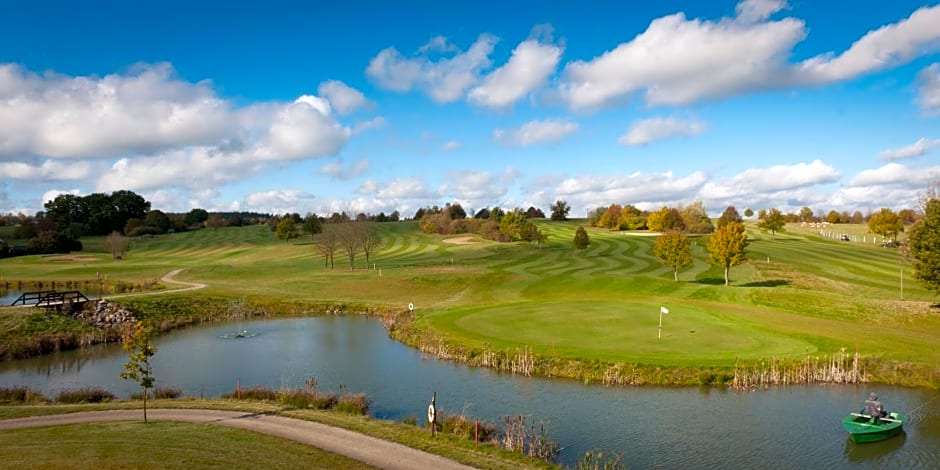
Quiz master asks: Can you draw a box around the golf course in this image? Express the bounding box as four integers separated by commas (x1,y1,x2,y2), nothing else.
2,219,938,386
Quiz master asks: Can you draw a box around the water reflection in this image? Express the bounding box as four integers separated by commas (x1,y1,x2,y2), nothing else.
843,433,906,463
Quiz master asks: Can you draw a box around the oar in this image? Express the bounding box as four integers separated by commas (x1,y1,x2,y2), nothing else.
850,412,901,423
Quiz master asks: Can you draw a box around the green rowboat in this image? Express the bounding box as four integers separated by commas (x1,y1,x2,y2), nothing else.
842,411,905,444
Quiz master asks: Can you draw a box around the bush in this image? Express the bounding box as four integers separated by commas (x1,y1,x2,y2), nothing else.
127,226,163,237
0,385,47,404
56,387,115,403
131,386,183,400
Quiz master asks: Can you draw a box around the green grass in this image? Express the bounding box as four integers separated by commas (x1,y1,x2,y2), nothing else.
2,221,938,379
0,420,375,469
0,400,555,470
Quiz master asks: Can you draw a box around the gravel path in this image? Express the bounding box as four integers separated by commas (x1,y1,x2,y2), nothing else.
0,409,477,470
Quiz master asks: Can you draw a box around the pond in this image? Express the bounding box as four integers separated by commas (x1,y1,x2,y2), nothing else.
0,316,938,469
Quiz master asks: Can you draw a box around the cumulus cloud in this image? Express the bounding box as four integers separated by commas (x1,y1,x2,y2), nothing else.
848,162,931,187
439,169,515,205
558,2,940,109
317,80,370,115
41,188,82,205
0,62,363,196
918,64,940,114
880,137,939,160
0,62,236,158
552,171,709,214
701,160,840,198
244,189,317,215
468,30,562,109
797,6,940,84
619,117,705,146
0,159,91,180
366,34,498,103
558,2,803,109
318,159,370,180
494,119,578,147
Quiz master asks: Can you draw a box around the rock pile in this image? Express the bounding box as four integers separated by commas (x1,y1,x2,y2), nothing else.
73,299,137,329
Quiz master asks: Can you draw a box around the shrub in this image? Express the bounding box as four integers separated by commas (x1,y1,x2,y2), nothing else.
131,386,183,400
56,387,115,403
127,226,163,237
0,385,47,404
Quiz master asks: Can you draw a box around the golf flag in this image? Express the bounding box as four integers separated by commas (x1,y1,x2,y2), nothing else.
660,306,669,315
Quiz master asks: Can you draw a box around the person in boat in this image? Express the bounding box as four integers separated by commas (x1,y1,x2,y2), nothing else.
864,392,887,423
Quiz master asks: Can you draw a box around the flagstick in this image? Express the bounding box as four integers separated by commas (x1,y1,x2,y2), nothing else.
658,308,663,339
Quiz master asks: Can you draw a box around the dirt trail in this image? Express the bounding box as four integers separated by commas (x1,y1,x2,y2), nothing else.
0,409,477,470
107,269,206,299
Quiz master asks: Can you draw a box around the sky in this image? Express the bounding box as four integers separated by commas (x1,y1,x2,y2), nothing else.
1,0,939,218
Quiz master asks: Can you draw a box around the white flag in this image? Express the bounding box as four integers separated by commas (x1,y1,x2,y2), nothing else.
661,306,669,314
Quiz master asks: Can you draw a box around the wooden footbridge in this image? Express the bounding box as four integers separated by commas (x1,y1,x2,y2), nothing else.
10,290,90,309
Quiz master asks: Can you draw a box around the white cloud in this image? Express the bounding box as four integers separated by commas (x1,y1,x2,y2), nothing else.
0,159,91,180
442,141,461,151
41,188,81,205
353,116,386,135
467,35,562,109
702,160,840,197
558,3,940,110
0,62,235,158
736,0,786,23
244,189,316,215
558,3,804,109
494,119,578,147
797,6,940,84
439,169,513,204
366,34,498,103
317,80,370,115
317,159,370,180
255,96,350,160
619,117,705,146
95,147,259,193
847,162,940,187
880,137,939,160
918,63,940,114
553,171,709,214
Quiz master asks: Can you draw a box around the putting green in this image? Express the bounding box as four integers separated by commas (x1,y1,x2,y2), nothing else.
428,300,816,366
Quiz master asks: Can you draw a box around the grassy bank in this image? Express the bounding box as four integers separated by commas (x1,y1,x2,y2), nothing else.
0,400,555,470
2,221,938,387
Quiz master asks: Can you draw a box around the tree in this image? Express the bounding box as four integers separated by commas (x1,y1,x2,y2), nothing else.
315,225,338,269
303,214,322,237
105,231,130,259
717,206,742,229
120,321,157,423
446,203,467,220
620,204,646,230
550,200,571,221
909,198,940,294
524,206,545,219
498,209,528,241
144,210,171,233
707,221,748,286
757,208,786,239
337,222,361,270
799,207,815,223
744,208,754,218
206,214,225,229
521,222,547,248
654,231,693,282
647,207,685,232
868,208,904,244
183,208,209,226
680,201,714,234
360,222,381,268
826,210,843,224
597,204,622,229
275,217,299,243
573,226,590,249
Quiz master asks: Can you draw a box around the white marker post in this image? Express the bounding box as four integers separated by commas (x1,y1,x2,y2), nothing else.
659,306,669,339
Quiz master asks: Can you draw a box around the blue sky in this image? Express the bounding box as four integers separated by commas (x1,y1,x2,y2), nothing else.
1,0,939,217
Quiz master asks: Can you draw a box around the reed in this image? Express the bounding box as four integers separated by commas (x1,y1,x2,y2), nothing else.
577,449,626,470
0,385,47,404
55,387,116,404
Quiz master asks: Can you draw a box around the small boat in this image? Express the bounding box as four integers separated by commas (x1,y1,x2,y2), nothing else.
842,411,905,444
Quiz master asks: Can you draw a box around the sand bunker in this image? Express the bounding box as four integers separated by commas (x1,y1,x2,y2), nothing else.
44,255,98,262
442,236,477,245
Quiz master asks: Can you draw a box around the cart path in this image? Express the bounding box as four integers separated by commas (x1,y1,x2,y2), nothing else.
107,269,206,299
0,409,477,470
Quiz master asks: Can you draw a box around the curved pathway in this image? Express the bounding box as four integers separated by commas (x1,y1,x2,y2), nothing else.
0,409,476,470
107,269,206,299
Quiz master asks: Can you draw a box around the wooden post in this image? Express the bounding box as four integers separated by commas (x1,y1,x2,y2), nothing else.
474,419,479,446
237,378,241,400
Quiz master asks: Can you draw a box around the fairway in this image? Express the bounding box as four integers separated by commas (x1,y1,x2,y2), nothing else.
3,220,939,378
